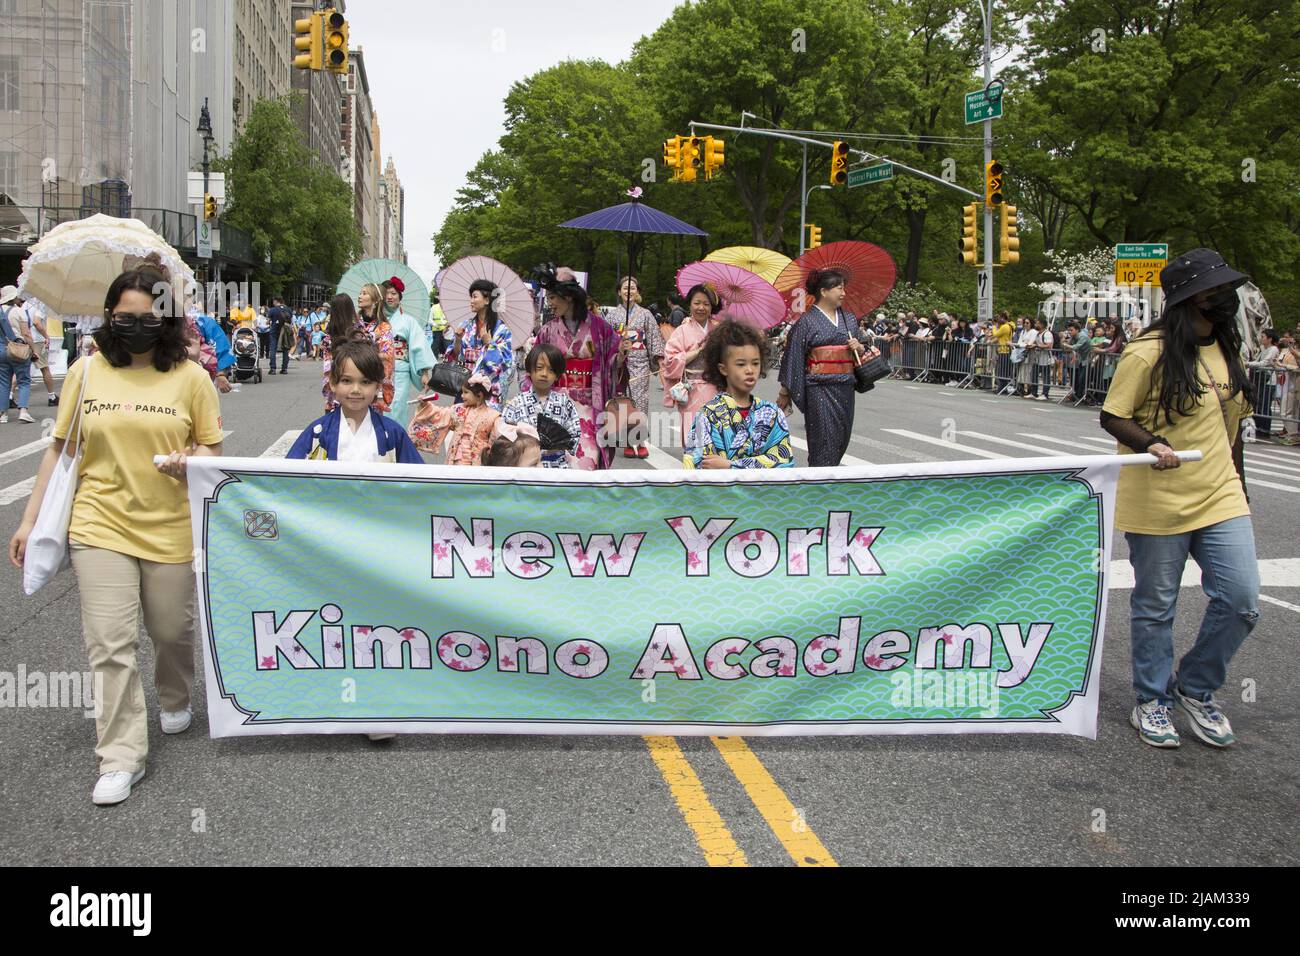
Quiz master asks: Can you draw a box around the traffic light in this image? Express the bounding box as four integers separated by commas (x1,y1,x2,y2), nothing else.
830,140,849,186
984,160,1004,206
292,12,321,71
704,137,725,179
322,9,349,75
663,136,681,178
203,193,216,221
959,203,978,265
807,224,822,249
999,204,1020,265
680,137,703,183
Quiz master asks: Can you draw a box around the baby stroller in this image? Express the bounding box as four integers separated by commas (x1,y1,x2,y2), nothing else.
231,327,263,384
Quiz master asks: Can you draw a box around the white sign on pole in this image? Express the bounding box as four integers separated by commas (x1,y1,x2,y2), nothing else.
197,220,213,259
187,172,226,205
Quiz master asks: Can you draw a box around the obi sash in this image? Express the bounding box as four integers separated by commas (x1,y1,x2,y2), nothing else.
807,344,854,376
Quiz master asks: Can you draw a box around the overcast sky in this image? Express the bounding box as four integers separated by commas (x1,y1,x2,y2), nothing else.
345,0,685,287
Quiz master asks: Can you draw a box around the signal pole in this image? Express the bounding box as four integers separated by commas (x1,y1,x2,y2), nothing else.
980,0,994,325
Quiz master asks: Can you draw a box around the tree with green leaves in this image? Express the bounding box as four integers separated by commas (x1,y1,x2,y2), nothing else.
216,97,362,296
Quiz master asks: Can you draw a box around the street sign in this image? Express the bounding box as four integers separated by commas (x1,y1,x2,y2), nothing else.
197,220,212,259
965,89,1004,125
1114,243,1168,286
847,163,893,188
187,172,225,205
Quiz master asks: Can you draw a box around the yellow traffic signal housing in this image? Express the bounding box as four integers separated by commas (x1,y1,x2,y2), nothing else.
663,137,681,177
830,140,849,186
323,9,349,75
807,223,822,249
704,137,725,179
984,160,1004,206
959,203,979,265
203,193,216,221
292,13,322,71
999,204,1020,265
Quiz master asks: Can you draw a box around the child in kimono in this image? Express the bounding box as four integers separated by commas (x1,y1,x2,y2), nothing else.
500,343,581,468
408,373,500,466
286,340,423,464
482,422,543,467
687,319,794,469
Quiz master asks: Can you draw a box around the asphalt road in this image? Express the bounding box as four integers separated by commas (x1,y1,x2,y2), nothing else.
1,355,1296,866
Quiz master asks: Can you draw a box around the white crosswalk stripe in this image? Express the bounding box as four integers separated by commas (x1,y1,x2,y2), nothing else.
0,436,51,468
790,435,871,466
881,429,1007,460
0,476,37,507
260,429,301,458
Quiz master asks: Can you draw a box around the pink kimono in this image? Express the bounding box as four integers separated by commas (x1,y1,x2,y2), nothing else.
531,312,620,470
409,402,500,466
662,316,723,444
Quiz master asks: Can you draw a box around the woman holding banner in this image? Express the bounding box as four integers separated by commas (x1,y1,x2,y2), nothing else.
1100,248,1258,751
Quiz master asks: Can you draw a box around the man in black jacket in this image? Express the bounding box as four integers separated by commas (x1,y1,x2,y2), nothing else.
267,297,292,374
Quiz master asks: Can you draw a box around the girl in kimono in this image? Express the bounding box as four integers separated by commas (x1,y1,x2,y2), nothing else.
686,318,794,469
380,277,434,428
482,422,543,467
501,343,581,468
777,268,867,467
408,374,501,466
610,276,664,459
531,268,620,469
663,284,726,447
447,278,513,409
288,340,422,464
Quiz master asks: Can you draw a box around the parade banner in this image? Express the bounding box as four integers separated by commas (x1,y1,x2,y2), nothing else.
186,455,1123,738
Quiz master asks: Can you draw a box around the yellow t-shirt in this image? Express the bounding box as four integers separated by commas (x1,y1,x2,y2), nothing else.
231,305,256,328
54,353,224,564
1101,335,1250,535
992,322,1014,353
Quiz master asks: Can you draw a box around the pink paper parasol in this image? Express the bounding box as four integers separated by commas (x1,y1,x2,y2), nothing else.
773,240,897,321
675,260,787,330
437,256,536,345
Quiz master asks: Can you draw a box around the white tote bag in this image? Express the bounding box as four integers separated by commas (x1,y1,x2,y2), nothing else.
23,355,92,595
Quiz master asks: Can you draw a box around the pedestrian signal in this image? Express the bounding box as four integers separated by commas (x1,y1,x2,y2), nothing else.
960,203,978,265
292,13,322,71
830,140,849,186
985,160,1004,206
807,223,822,249
323,9,349,74
999,204,1020,265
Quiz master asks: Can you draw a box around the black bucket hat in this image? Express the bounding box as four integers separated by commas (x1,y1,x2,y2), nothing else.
1160,248,1249,310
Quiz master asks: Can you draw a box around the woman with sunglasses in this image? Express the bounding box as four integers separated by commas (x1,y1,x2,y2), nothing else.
9,265,224,806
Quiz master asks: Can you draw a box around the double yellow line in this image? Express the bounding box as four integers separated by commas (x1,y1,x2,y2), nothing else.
644,735,837,867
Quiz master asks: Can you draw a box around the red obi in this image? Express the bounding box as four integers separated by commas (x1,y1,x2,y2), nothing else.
559,358,594,391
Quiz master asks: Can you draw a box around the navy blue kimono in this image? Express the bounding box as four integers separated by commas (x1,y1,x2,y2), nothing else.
286,407,424,464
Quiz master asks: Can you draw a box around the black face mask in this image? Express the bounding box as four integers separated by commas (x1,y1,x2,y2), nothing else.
116,325,165,355
1202,289,1239,324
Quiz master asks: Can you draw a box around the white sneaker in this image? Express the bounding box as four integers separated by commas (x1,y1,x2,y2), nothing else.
17,409,35,423
1130,700,1181,748
160,707,192,734
0,414,7,424
92,768,146,805
1173,685,1236,747
366,732,397,742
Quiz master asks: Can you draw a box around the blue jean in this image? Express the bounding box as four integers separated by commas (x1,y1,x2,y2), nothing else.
0,355,32,412
1126,515,1259,705
269,325,289,371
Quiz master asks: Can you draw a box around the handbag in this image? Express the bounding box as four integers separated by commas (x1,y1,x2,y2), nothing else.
23,354,93,595
428,360,469,396
669,378,692,404
853,345,890,393
2,306,32,362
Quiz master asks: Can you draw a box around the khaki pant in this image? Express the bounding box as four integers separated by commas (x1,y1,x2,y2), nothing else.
70,542,197,774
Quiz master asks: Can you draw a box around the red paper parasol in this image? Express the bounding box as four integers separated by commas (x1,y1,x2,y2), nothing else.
772,240,897,321
675,260,787,330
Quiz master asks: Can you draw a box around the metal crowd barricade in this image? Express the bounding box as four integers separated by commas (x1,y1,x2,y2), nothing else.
1081,351,1121,406
1247,364,1300,442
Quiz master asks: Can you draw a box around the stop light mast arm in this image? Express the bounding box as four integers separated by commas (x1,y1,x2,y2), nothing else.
688,119,984,200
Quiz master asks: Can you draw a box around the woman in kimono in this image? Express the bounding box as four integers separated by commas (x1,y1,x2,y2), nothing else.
322,290,394,414
777,268,866,466
608,276,664,459
531,268,620,469
447,278,513,409
662,284,726,447
380,277,434,428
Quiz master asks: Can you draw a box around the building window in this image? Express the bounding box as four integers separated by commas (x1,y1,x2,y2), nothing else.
0,55,19,111
0,152,18,200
